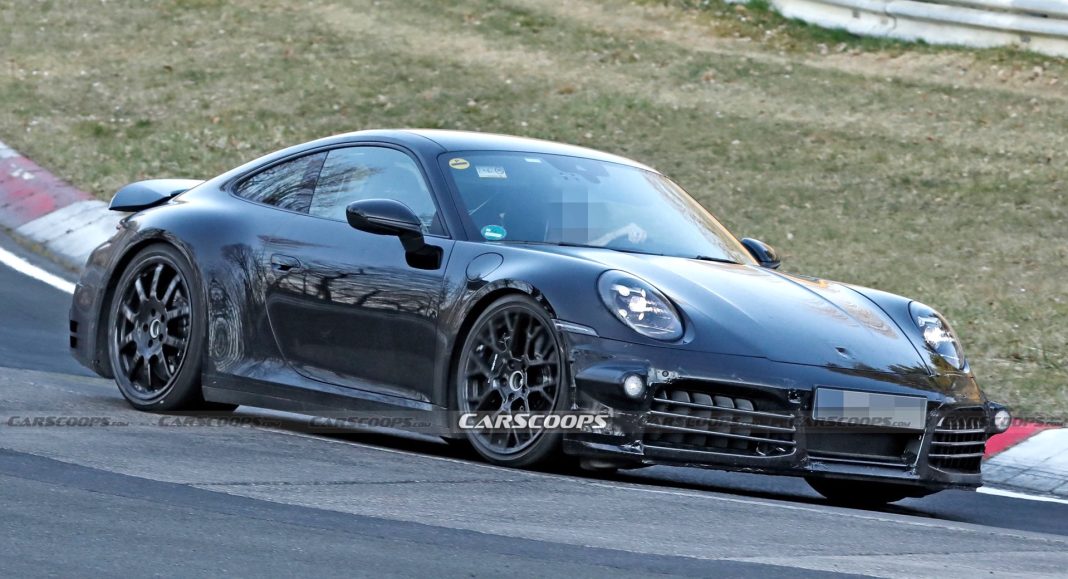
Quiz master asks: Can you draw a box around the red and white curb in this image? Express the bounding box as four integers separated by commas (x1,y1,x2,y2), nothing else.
0,139,120,271
2,136,1068,502
983,424,1068,500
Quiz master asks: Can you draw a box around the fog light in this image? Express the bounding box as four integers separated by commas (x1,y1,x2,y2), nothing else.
622,374,645,398
993,409,1012,433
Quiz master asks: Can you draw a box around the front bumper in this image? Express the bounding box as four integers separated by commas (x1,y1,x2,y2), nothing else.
560,332,996,491
69,234,128,379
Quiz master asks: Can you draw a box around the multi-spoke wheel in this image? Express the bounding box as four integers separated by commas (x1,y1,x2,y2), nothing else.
108,244,228,411
456,294,566,467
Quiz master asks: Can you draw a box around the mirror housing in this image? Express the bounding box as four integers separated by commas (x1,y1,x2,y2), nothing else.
346,198,422,238
741,238,780,270
346,199,442,269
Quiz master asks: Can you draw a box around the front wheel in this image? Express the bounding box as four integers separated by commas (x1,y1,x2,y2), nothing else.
806,477,937,506
455,295,567,468
107,244,233,412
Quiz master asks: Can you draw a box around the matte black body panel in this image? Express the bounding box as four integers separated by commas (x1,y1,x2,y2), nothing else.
264,216,454,402
71,129,998,490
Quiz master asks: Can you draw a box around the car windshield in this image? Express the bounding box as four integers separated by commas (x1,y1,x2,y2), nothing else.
442,151,753,263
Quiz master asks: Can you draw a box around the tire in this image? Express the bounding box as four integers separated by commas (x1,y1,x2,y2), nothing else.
806,477,937,506
454,294,567,468
107,244,234,412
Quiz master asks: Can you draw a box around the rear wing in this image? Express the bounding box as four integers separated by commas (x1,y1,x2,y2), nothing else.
109,179,204,212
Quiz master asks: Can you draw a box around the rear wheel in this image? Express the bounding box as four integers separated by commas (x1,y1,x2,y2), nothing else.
806,477,936,506
455,295,566,468
107,244,234,412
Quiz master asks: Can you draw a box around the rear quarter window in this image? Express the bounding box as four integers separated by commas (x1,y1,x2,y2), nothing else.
234,152,327,213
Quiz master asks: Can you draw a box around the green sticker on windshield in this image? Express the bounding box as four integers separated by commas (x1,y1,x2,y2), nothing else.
481,225,507,241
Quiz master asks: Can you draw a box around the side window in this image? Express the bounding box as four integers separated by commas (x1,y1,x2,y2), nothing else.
310,147,442,235
234,152,327,213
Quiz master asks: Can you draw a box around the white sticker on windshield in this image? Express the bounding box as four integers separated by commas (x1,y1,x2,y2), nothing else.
476,166,508,179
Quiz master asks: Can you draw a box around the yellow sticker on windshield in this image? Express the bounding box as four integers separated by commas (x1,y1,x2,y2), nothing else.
449,158,470,170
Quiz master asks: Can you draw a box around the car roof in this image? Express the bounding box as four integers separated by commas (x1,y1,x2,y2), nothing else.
336,129,658,173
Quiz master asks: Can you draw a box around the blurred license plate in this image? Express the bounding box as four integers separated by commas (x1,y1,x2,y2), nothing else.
813,388,927,430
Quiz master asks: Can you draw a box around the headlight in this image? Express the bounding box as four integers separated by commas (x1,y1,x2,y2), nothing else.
993,408,1012,433
597,271,683,341
909,302,966,370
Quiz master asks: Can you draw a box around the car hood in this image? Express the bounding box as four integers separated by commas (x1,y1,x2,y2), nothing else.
540,246,928,375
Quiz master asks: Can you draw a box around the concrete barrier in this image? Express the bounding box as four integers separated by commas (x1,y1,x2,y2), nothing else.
758,0,1068,56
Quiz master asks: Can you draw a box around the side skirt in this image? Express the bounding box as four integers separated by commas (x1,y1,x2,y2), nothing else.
203,368,442,418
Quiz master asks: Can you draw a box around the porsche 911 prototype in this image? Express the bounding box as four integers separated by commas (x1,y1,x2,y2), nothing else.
69,129,1011,505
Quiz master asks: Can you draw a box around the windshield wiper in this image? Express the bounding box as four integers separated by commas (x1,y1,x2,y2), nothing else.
495,241,662,257
692,255,740,265
498,241,735,262
556,242,665,256
499,240,664,256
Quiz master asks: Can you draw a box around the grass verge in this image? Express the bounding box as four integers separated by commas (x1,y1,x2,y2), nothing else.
1,0,1065,417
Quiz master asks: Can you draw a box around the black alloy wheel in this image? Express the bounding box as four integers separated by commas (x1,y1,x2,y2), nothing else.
108,244,228,411
457,294,566,467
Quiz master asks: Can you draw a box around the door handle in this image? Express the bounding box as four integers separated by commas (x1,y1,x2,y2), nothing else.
270,254,302,272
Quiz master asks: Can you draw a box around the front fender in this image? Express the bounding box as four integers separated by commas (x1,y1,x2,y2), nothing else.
69,217,208,378
431,242,609,408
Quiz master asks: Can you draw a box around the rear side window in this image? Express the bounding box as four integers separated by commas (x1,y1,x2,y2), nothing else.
234,152,327,213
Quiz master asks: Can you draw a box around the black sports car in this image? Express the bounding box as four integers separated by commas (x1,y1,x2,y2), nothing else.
70,129,1011,505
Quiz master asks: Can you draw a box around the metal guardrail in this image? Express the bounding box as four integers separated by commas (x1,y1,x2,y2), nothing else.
761,0,1068,56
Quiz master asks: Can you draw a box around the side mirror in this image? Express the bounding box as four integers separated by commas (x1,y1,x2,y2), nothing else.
741,238,780,270
345,199,441,269
346,198,423,238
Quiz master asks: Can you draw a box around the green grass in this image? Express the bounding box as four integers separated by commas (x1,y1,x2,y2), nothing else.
1,0,1065,418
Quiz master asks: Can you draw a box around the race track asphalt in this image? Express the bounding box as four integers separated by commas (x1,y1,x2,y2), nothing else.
1,230,1067,578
